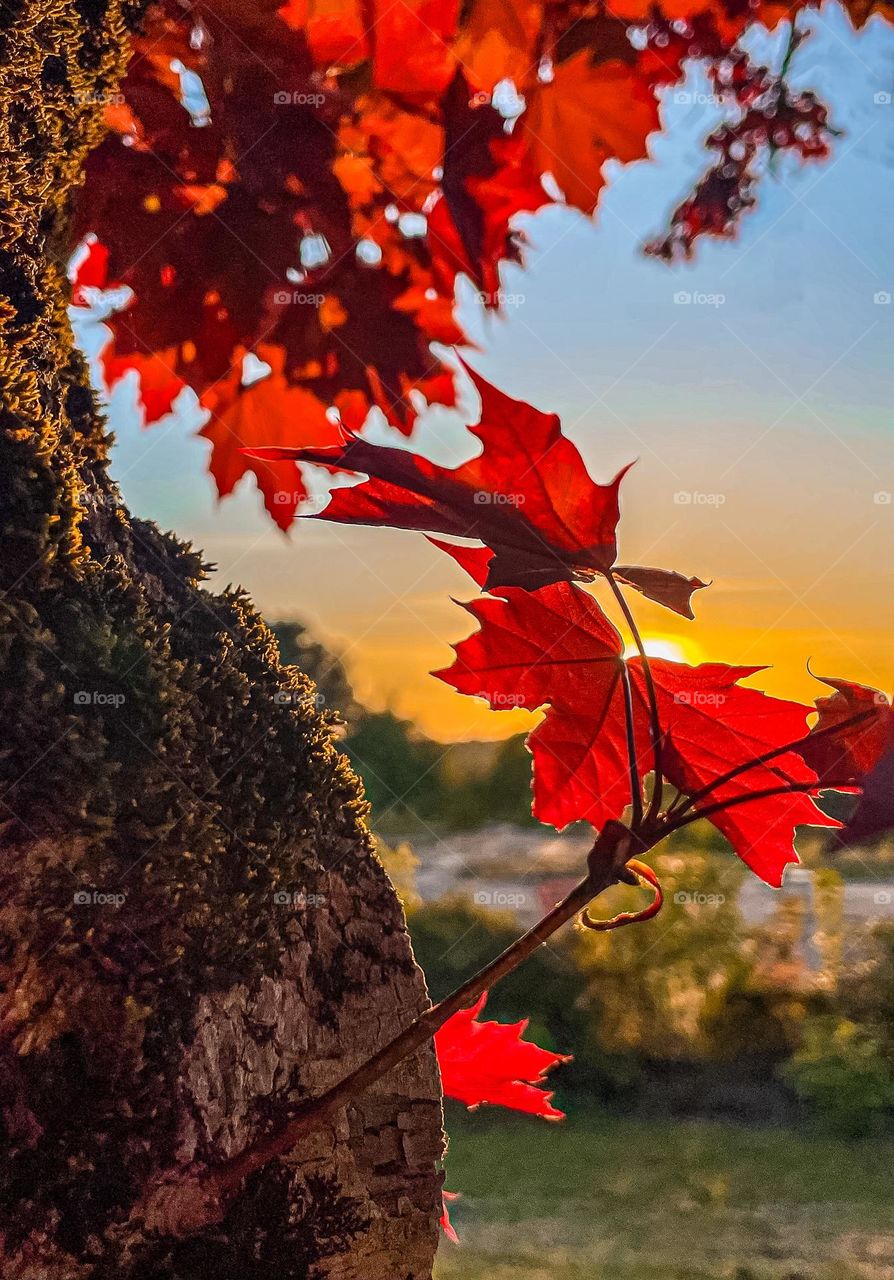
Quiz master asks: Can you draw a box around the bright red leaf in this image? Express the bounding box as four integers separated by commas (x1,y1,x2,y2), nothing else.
68,0,881,526
432,558,835,885
796,678,894,845
439,1190,460,1242
435,993,569,1119
200,346,344,530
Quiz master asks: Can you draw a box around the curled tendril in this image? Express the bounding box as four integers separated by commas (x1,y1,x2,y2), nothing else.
580,860,663,932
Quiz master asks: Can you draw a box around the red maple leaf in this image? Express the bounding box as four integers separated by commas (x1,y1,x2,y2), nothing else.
439,1190,460,1243
200,346,344,530
797,677,893,784
435,993,568,1119
245,366,705,613
70,233,110,302
101,345,184,425
842,745,894,844
432,549,834,885
795,678,894,845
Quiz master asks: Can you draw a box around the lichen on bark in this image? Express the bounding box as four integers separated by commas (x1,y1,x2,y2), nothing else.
0,3,444,1275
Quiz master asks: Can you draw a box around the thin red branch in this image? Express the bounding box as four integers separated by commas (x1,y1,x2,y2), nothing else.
135,822,656,1239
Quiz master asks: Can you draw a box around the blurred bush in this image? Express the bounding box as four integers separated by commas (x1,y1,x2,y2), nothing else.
782,1017,894,1136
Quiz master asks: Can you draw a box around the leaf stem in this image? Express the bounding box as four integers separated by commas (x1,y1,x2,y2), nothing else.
663,776,853,834
604,573,663,823
669,708,874,820
620,661,644,829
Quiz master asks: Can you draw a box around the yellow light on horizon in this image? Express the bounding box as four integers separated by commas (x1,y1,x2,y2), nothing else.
622,636,696,665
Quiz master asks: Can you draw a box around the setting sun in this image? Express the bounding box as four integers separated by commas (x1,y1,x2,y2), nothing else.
622,636,699,665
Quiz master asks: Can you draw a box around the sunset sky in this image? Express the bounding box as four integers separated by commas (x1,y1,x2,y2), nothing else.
98,5,894,742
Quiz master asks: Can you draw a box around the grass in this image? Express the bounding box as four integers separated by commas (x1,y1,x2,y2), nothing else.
434,1107,894,1280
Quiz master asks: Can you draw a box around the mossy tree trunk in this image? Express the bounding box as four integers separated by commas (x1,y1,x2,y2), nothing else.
0,4,444,1276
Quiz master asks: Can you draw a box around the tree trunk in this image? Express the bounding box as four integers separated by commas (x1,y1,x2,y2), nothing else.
0,4,444,1277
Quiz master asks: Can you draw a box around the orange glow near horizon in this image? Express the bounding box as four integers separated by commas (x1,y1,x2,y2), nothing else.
331,615,893,744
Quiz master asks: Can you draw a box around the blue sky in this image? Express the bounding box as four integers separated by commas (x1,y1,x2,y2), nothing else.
91,3,894,739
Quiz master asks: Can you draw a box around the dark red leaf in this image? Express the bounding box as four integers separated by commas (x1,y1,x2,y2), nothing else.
797,677,893,784
246,366,704,612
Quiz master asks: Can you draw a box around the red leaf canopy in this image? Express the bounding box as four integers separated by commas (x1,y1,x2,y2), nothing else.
67,0,885,525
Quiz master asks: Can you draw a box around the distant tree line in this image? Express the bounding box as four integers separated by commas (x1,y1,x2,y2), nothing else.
272,619,536,832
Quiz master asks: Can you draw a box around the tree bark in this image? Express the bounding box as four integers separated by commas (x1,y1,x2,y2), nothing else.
0,4,444,1277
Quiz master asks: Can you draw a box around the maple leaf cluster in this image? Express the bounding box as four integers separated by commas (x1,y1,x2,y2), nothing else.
70,0,885,526
249,366,894,886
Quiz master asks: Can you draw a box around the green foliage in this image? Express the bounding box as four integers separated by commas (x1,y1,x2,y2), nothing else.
570,853,751,1064
782,1017,894,1137
269,620,536,833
